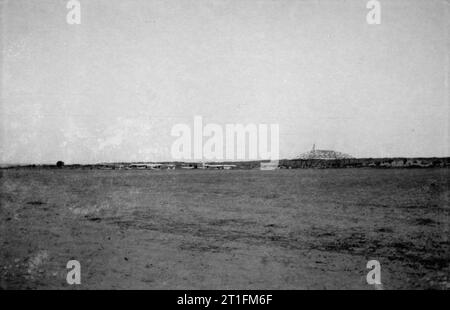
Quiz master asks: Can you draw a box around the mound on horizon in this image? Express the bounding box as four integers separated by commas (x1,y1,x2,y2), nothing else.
297,147,353,160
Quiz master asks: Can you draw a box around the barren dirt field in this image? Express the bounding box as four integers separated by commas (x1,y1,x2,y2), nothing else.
0,168,448,289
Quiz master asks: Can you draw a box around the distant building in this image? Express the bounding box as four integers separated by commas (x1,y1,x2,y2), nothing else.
260,161,279,170
391,159,406,167
181,163,198,169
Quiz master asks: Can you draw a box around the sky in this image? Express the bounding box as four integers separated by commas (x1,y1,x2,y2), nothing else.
1,0,449,164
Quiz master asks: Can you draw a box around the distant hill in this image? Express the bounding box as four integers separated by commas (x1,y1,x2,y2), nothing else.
297,145,353,160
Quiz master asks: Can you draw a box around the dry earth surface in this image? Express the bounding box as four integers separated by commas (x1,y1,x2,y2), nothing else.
0,168,448,289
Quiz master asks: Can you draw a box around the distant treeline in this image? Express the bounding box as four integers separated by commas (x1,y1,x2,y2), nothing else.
278,157,450,169
2,157,449,170
210,158,449,169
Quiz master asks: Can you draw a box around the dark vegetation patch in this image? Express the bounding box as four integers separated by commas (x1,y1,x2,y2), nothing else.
208,218,256,226
414,218,436,226
26,201,45,206
85,217,102,222
376,227,394,233
308,229,449,271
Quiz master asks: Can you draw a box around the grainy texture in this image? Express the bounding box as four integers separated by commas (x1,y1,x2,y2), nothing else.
0,168,448,289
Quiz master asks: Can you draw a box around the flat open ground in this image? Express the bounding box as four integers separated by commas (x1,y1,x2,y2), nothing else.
0,168,448,289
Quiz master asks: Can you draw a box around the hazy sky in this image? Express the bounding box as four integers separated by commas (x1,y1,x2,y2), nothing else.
1,0,449,164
